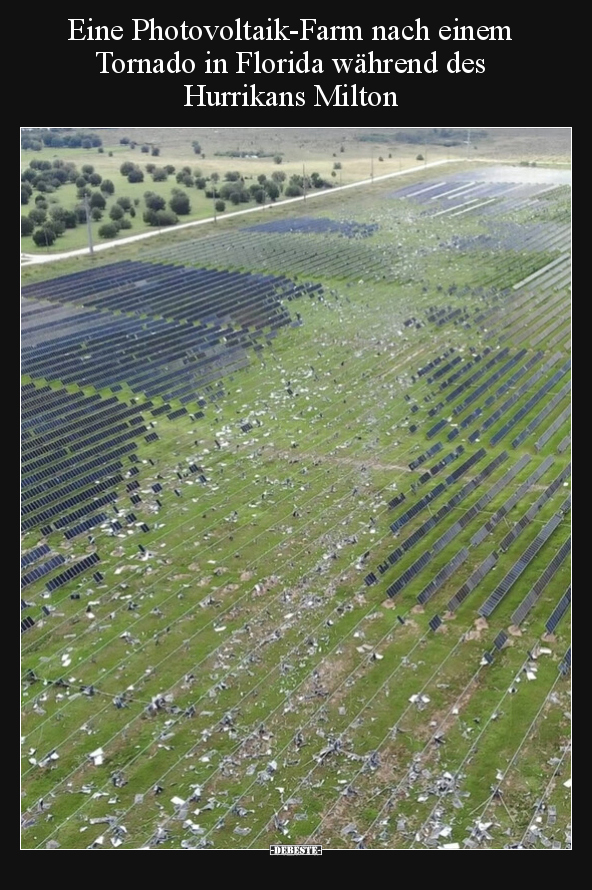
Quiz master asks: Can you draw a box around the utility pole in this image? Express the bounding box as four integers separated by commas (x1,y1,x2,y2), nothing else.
303,163,306,202
370,148,374,182
466,127,472,159
84,195,94,257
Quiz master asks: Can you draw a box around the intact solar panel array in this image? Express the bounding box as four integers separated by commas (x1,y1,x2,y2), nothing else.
151,403,171,417
246,217,379,238
470,454,550,547
444,348,508,406
417,548,470,605
64,512,109,540
445,448,486,485
391,483,447,533
46,553,101,591
21,554,65,589
479,351,560,436
167,407,187,421
21,470,123,522
53,491,119,531
426,419,447,440
386,550,433,599
21,616,35,634
447,552,498,612
21,543,50,569
498,464,571,552
510,536,571,626
535,405,572,452
145,432,159,443
478,512,564,618
510,380,571,449
545,586,571,634
490,359,571,446
428,615,442,632
452,348,528,417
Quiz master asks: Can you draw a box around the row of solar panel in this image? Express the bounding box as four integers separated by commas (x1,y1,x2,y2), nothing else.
64,512,110,541
534,405,572,453
490,359,570,446
453,348,528,417
21,542,50,569
470,454,551,547
480,352,561,435
46,552,101,592
478,511,564,618
545,587,571,634
22,472,123,518
23,459,124,504
417,548,470,605
510,380,571,449
447,552,499,613
510,536,571,626
21,555,65,589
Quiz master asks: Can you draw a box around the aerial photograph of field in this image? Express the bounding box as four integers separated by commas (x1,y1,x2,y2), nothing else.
21,127,571,850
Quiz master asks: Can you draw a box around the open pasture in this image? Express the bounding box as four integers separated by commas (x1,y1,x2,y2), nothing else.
21,158,571,850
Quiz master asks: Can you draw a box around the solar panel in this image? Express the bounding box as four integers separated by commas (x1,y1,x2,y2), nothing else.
428,615,442,632
493,631,508,651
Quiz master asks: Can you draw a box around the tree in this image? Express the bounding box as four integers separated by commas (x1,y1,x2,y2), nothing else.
141,144,150,153
265,181,280,201
416,154,424,161
21,216,34,236
82,164,94,175
143,209,178,226
89,172,102,186
32,227,56,247
169,191,191,215
271,170,286,190
194,177,206,190
273,155,282,164
109,204,125,221
62,210,78,228
120,137,130,145
116,196,132,212
81,138,92,150
21,187,30,205
127,167,144,183
225,171,241,182
151,167,168,182
144,191,166,211
151,147,160,156
164,165,175,175
120,161,135,176
90,191,106,209
100,179,115,195
28,208,47,226
192,140,201,154
215,200,226,213
118,217,133,230
91,207,103,221
98,222,119,238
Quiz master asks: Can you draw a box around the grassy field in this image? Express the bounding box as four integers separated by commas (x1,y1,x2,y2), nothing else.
21,139,571,849
21,128,571,254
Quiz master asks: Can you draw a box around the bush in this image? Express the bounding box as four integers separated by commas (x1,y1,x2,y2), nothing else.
144,191,166,211
88,172,102,186
21,216,35,236
215,200,226,213
32,227,56,247
89,191,106,209
109,204,125,220
141,144,150,153
416,154,424,161
116,196,132,212
120,161,135,176
143,208,178,227
98,222,119,239
118,217,133,230
151,167,168,182
90,207,103,221
101,179,115,195
151,147,160,156
127,168,144,183
169,192,191,215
